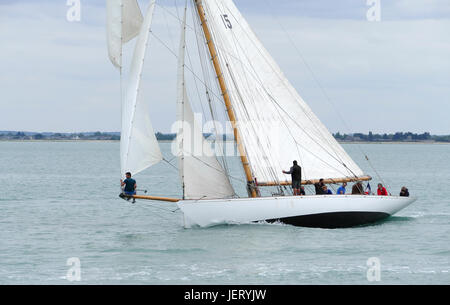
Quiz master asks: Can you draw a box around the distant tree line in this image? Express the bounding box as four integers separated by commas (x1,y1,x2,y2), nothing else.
332,131,449,142
1,131,449,143
0,131,175,141
0,131,120,141
155,132,176,140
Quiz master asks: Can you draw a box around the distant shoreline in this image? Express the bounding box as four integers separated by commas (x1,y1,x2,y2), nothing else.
338,141,449,145
0,139,120,143
2,131,449,144
1,139,448,145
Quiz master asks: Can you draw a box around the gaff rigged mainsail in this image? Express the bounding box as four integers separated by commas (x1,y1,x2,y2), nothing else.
197,0,366,185
175,7,235,200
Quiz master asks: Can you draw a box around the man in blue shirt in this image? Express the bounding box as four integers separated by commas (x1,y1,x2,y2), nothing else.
337,182,347,195
121,172,137,202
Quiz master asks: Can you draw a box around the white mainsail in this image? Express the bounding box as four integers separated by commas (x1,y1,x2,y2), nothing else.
176,6,235,200
198,0,365,184
106,0,144,69
121,0,162,176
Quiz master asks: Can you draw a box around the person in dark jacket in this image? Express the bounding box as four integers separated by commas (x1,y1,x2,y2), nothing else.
400,186,409,197
282,160,302,195
322,185,332,195
351,182,364,195
314,178,325,195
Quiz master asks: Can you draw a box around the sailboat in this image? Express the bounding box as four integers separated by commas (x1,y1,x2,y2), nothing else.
107,0,416,228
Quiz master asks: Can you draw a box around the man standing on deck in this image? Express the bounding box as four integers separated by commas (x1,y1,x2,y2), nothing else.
121,172,137,202
282,160,302,195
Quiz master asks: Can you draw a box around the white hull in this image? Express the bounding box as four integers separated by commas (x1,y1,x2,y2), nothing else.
177,195,416,228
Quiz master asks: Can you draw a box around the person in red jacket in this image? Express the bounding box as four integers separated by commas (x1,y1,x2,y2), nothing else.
377,183,388,196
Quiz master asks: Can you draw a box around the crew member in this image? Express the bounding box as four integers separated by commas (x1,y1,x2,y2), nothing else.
282,160,302,195
351,182,364,195
322,185,332,195
377,183,388,196
337,182,347,195
314,178,325,195
121,172,137,202
400,186,409,197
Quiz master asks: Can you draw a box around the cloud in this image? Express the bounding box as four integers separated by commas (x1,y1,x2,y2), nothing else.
0,0,449,134
247,13,450,134
239,0,450,20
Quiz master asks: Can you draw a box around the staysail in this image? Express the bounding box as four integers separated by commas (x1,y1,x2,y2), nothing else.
106,0,144,69
121,0,162,176
175,6,235,200
196,0,366,184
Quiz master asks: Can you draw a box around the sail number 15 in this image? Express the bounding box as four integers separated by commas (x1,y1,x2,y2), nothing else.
220,14,232,29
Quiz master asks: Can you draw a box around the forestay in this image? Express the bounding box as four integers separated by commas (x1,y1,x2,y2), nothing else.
176,6,236,200
106,0,144,69
121,1,162,176
199,0,365,184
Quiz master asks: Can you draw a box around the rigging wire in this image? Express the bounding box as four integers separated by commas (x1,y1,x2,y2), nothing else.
223,5,356,177
159,0,238,198
162,157,179,171
116,2,239,198
262,0,389,190
160,1,177,51
203,0,360,181
238,0,352,169
188,0,235,187
148,30,231,120
135,202,181,223
190,3,237,181
166,149,247,186
146,1,372,196
204,1,280,185
148,23,239,187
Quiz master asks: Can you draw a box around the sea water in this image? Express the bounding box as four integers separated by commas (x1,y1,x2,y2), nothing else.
0,141,448,284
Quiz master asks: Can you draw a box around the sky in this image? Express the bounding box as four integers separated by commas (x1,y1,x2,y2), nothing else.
0,0,449,134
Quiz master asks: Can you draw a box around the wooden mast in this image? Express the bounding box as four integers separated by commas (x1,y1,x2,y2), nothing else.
194,0,257,197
